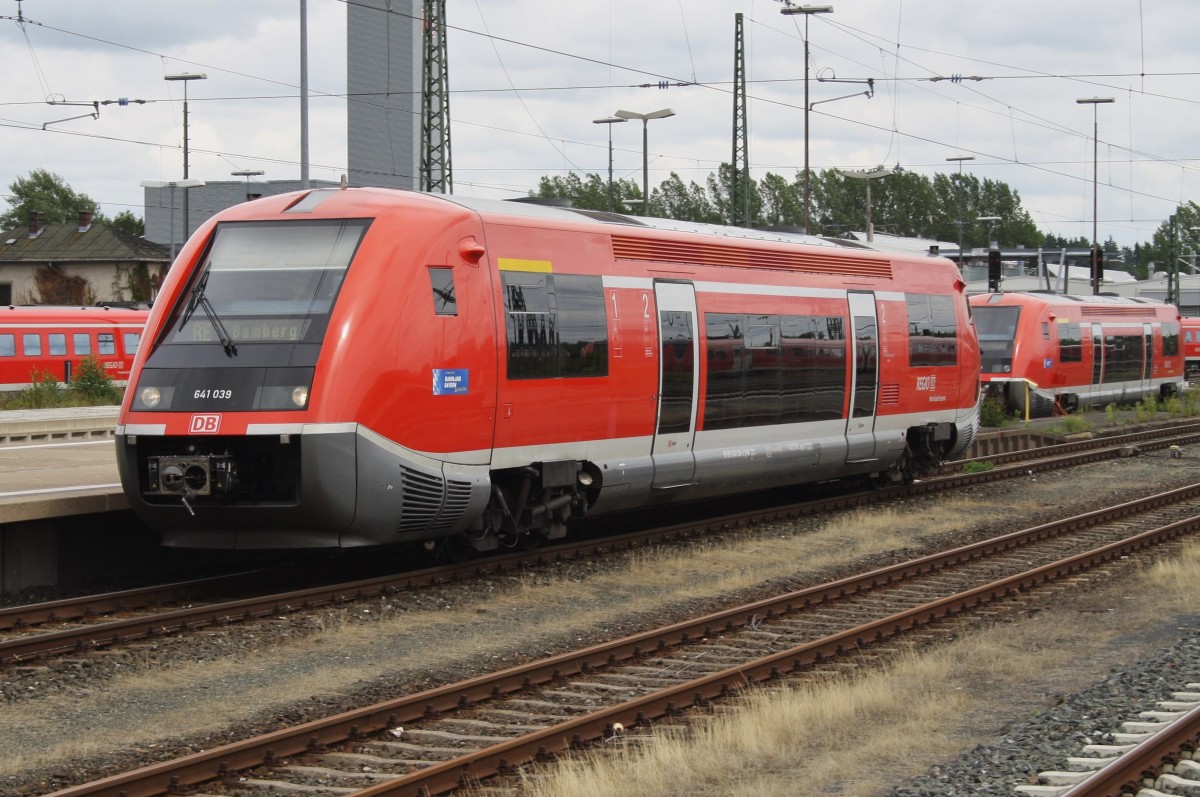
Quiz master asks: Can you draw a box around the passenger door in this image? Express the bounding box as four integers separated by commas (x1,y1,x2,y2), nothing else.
845,291,879,463
651,281,699,487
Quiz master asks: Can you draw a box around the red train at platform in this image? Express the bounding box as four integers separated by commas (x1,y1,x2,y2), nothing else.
969,291,1184,418
116,187,981,551
0,305,149,392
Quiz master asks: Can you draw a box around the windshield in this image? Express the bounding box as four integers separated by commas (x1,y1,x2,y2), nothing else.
972,305,1020,353
165,219,368,346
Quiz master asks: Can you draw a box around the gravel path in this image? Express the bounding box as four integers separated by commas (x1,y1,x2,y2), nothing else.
2,432,1198,796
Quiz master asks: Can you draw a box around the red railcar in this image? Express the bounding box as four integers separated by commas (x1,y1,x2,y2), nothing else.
116,188,980,550
969,291,1184,418
0,305,148,392
1182,317,1200,377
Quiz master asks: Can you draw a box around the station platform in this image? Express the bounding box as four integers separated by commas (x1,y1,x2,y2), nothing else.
0,407,125,524
0,408,136,593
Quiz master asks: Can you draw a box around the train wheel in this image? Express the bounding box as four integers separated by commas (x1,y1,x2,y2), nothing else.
875,448,916,487
437,534,475,563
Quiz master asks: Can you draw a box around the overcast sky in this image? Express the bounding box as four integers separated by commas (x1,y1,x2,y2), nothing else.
2,0,1198,249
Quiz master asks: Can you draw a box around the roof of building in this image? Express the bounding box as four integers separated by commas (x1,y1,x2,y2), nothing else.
0,219,170,264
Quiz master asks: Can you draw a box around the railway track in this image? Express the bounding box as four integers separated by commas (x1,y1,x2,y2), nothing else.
39,476,1200,796
1018,685,1200,797
5,421,1200,668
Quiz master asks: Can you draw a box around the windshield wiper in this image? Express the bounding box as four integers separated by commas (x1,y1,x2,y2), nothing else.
179,272,238,357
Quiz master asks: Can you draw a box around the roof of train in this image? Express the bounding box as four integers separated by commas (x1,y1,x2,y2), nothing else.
293,187,921,257
970,291,1173,308
1,305,150,320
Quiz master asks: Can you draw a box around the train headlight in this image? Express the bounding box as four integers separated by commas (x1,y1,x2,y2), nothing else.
133,385,174,411
291,386,309,408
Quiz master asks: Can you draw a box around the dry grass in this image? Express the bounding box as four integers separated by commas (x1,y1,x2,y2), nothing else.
516,541,1200,797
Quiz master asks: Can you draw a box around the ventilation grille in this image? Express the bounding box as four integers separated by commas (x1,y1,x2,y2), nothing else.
879,383,901,406
1081,306,1150,318
610,234,892,279
398,468,473,535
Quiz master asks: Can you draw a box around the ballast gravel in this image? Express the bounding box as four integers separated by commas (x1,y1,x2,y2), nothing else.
887,634,1200,797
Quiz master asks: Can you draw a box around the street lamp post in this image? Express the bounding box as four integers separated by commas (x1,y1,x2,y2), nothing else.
592,116,627,212
976,215,1001,248
140,178,206,262
946,155,975,263
838,167,893,242
1076,97,1114,295
231,169,266,202
614,108,675,216
781,3,833,234
165,72,207,240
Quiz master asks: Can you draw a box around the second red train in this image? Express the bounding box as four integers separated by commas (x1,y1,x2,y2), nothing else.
970,291,1184,418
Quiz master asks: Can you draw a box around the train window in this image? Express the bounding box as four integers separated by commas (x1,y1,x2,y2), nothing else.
1103,335,1142,383
73,333,91,356
555,275,607,377
657,310,694,434
502,272,607,379
124,332,141,354
1059,323,1082,363
98,333,116,355
428,268,457,316
22,333,41,356
48,334,67,356
1163,323,1180,356
0,334,13,357
704,313,845,430
905,294,957,367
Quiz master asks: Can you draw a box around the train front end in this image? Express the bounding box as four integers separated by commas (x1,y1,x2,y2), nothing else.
115,188,493,549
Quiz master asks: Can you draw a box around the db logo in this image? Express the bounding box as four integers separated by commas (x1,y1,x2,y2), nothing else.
189,414,222,434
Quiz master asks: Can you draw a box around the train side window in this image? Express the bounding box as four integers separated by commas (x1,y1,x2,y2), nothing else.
503,272,556,379
0,334,14,356
23,333,42,356
124,332,141,354
98,333,116,355
73,333,91,356
502,272,608,379
1059,323,1082,363
704,313,845,430
555,275,608,377
905,294,957,367
48,333,67,356
428,268,457,316
1163,323,1180,356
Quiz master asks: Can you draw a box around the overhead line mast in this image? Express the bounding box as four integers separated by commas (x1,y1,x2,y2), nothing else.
732,12,750,227
421,0,452,193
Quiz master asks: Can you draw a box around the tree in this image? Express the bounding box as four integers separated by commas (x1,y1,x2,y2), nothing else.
1,169,101,231
654,172,719,223
532,173,640,214
109,210,144,237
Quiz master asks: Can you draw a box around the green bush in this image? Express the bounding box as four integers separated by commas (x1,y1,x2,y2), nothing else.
979,394,1010,427
1055,414,1091,434
9,370,66,409
69,356,122,405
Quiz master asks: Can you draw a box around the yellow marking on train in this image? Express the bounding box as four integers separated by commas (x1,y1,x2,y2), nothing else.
497,258,553,273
